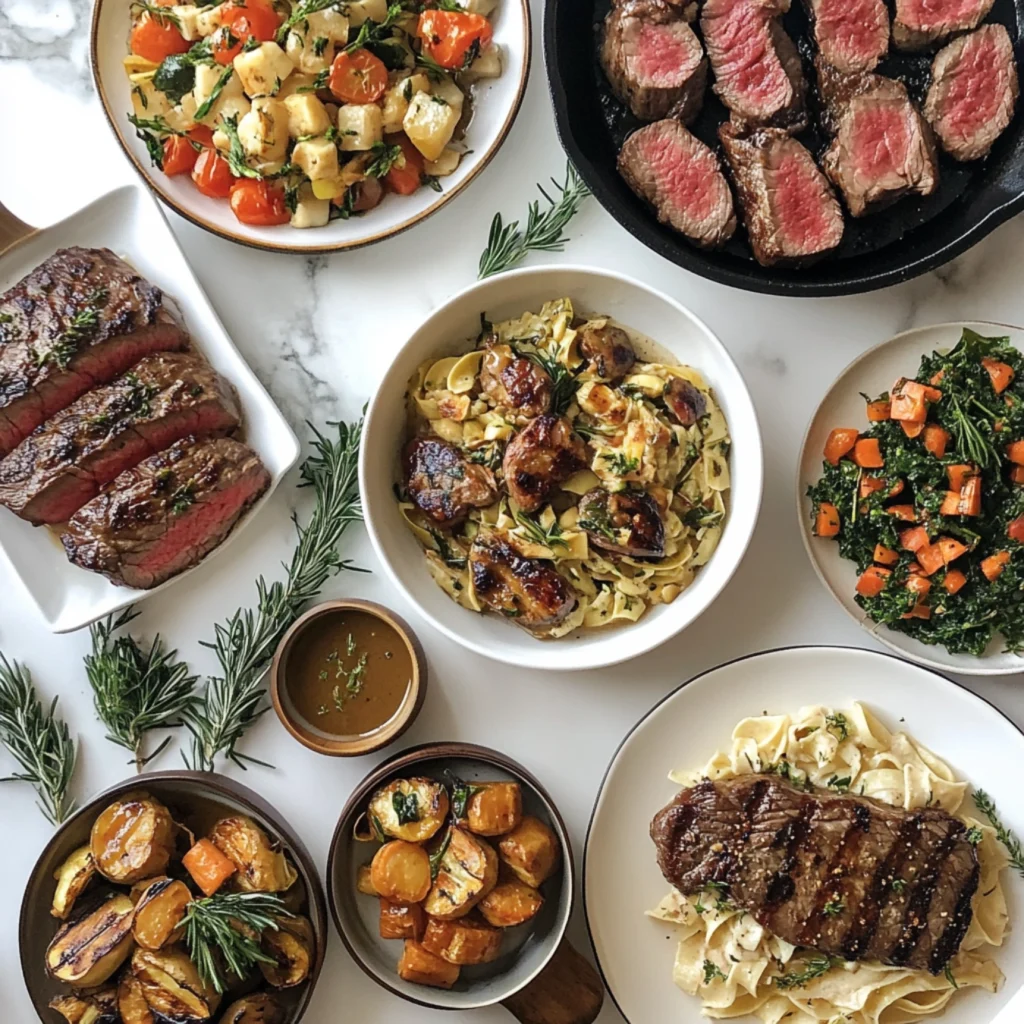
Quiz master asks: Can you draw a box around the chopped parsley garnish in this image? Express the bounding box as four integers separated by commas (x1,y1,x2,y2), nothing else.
364,140,404,179
702,960,726,985
34,289,107,370
601,451,639,476
826,713,850,741
512,506,568,549
823,897,844,917
965,826,984,845
774,955,839,990
169,483,196,516
193,63,236,121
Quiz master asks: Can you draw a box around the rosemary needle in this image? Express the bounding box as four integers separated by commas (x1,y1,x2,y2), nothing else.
478,162,591,279
973,789,1024,876
0,654,76,825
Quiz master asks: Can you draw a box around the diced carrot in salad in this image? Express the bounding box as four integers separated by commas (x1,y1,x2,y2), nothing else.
815,502,841,537
823,428,858,466
982,357,1015,394
873,544,899,566
865,399,890,421
943,570,967,595
922,423,949,458
856,566,891,597
981,551,1011,581
851,438,884,468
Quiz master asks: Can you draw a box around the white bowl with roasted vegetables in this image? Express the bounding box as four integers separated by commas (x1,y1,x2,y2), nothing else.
90,0,529,252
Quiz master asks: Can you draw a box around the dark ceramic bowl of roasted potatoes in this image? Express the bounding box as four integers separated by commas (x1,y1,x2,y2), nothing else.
19,771,327,1024
327,742,604,1022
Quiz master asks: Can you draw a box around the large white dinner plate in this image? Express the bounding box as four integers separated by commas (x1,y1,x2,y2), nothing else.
584,646,1024,1024
0,185,300,633
798,322,1024,676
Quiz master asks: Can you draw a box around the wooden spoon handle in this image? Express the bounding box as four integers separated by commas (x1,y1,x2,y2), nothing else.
501,939,605,1024
0,198,35,256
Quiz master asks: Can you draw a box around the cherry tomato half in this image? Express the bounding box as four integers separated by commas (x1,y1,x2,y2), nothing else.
328,48,388,104
213,0,281,64
384,134,425,196
192,149,235,198
187,124,215,149
130,11,190,64
416,10,492,70
162,135,199,176
229,179,291,225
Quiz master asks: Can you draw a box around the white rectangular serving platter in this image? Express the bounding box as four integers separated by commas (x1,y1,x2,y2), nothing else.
0,184,300,633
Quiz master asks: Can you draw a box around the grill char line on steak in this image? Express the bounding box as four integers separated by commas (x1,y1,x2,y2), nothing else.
651,775,980,974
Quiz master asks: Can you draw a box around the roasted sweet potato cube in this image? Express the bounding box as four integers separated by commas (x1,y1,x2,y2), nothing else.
421,914,503,964
462,782,523,837
397,940,460,989
478,878,544,928
379,898,426,940
498,816,561,888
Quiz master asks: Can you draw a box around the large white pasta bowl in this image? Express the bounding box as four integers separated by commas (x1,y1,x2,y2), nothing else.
360,265,764,671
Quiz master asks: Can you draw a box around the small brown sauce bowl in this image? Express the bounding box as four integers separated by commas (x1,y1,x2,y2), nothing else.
270,599,426,757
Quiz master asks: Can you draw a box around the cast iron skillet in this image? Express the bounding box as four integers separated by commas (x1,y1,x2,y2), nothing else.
545,0,1024,296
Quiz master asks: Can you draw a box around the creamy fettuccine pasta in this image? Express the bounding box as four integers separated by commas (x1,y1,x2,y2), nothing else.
648,703,1009,1024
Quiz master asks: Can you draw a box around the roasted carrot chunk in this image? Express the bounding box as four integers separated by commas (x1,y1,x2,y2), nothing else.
1013,465,1024,485
982,357,1015,394
888,479,906,498
960,476,982,516
922,423,950,458
888,505,918,522
947,464,976,492
873,544,900,566
859,475,886,499
935,536,968,565
943,569,967,595
866,399,891,421
183,839,237,897
982,551,1011,581
905,575,932,599
940,490,963,516
815,502,841,537
1008,516,1024,543
899,526,930,552
890,379,937,423
901,420,926,439
930,369,945,386
1008,440,1024,465
824,428,859,466
915,543,946,576
856,566,891,597
851,438,884,468
901,603,932,620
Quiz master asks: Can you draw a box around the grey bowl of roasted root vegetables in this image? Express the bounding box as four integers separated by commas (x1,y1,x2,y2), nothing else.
327,742,604,1020
20,772,327,1024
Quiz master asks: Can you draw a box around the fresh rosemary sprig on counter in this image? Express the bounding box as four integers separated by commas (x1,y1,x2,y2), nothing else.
85,608,198,771
182,419,364,772
0,654,76,825
478,162,591,279
182,890,287,992
973,789,1024,877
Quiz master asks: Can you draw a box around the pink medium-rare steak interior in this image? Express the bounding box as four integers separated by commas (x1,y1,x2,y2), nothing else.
617,120,736,248
805,0,890,73
893,0,995,49
635,19,702,84
924,25,1019,162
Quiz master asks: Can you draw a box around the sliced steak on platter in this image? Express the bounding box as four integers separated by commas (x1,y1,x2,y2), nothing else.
801,0,890,73
0,247,188,457
700,0,807,130
600,0,707,123
651,775,980,973
924,24,1019,162
61,436,270,589
818,62,939,216
618,120,737,248
893,0,995,51
718,123,844,265
0,352,240,525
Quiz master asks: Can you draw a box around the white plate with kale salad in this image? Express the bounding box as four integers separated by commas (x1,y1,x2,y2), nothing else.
799,323,1024,675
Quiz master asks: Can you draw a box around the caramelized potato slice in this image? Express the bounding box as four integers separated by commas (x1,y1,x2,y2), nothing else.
379,897,426,940
209,816,298,893
356,864,378,896
422,914,502,965
498,816,561,888
461,782,522,837
90,793,175,884
118,972,155,1024
131,946,221,1020
133,877,192,950
259,915,314,988
478,878,544,928
371,841,432,905
220,993,286,1024
423,827,498,920
369,778,449,843
49,987,117,1024
397,940,460,989
51,844,96,920
45,893,135,987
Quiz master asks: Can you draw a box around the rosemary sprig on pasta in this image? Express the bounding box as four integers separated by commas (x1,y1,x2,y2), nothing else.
973,789,1024,876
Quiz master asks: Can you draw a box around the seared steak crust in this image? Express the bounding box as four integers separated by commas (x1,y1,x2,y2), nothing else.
404,436,498,527
0,247,188,455
502,414,586,514
893,0,995,51
651,775,980,974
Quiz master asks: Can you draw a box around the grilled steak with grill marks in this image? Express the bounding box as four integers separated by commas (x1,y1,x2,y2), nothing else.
404,436,499,527
0,247,188,456
651,775,980,974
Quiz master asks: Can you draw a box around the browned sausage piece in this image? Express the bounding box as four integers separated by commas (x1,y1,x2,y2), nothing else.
577,487,665,559
663,377,707,426
578,323,636,382
480,345,552,422
404,437,498,527
502,415,587,514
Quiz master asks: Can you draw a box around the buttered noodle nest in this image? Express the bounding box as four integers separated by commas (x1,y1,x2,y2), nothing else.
648,704,1009,1024
398,298,731,636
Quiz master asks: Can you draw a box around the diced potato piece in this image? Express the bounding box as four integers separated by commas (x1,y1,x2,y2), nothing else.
397,940,460,989
425,147,461,177
193,65,250,127
283,93,331,138
464,42,502,82
163,92,198,132
130,77,171,120
423,828,498,920
292,137,339,181
461,782,522,837
465,0,498,13
284,9,349,74
379,898,426,940
403,90,459,162
277,72,318,100
336,103,383,151
346,0,390,26
498,816,560,888
478,878,543,928
381,81,413,134
371,841,432,905
422,915,502,965
369,778,450,843
290,186,331,229
430,76,465,113
356,864,378,896
234,41,295,99
171,4,203,40
236,97,289,163
195,3,225,35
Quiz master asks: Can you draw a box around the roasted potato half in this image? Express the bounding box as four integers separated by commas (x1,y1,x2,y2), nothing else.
423,827,498,920
131,946,221,1020
459,782,522,837
259,914,314,989
220,993,286,1024
397,939,460,989
498,816,561,888
48,987,118,1024
422,914,502,965
369,777,449,843
90,793,176,884
132,877,192,950
478,878,544,928
51,844,96,920
370,840,432,905
356,864,378,896
379,897,426,940
45,893,135,987
209,816,298,893
117,972,155,1024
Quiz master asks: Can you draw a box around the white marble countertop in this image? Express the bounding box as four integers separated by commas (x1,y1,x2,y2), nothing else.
2,2,1024,1022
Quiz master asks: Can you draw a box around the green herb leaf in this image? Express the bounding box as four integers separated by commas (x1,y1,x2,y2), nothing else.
393,790,420,825
774,955,839,990
702,960,726,984
973,789,1024,876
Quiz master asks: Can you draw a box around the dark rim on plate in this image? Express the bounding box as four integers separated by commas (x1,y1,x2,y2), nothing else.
90,0,532,255
325,741,575,1010
580,644,1024,1023
19,770,328,1024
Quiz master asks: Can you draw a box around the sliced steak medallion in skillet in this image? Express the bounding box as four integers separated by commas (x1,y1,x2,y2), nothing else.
650,775,980,973
924,25,1019,162
893,0,995,51
0,247,188,456
718,123,844,265
618,121,737,248
61,437,270,589
700,0,807,130
818,62,939,216
801,0,890,73
601,0,708,123
0,352,241,525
